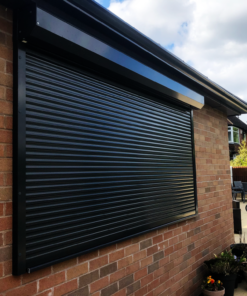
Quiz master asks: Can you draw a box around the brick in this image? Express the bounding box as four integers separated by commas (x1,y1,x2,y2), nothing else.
5,201,12,215
109,249,124,262
126,262,139,275
4,231,12,245
3,260,11,275
23,267,51,284
54,279,77,296
183,252,191,261
117,239,132,249
110,269,126,283
119,274,134,289
148,262,159,274
6,88,12,101
127,281,140,295
0,144,4,157
53,257,77,273
36,290,53,296
0,59,4,72
0,44,12,61
134,268,147,281
153,235,163,244
112,289,126,296
5,282,37,296
0,216,11,230
0,275,21,293
67,262,88,280
5,144,12,157
90,255,108,271
5,173,12,186
188,243,195,252
147,245,158,256
0,174,3,186
0,233,3,246
0,263,3,276
79,270,99,287
165,246,173,256
67,286,89,296
100,244,117,255
140,256,153,268
90,276,109,293
0,246,11,262
0,115,4,128
133,250,146,262
0,18,12,34
148,279,160,292
100,262,117,278
0,72,12,87
6,61,12,74
153,251,164,262
101,283,118,296
0,101,12,115
5,116,12,129
0,159,12,171
0,203,3,215
118,256,133,269
140,239,152,250
39,272,65,292
0,32,5,45
140,274,153,287
125,244,139,256
79,250,98,263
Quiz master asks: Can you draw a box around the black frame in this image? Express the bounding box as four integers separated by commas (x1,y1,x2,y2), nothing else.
13,43,27,275
13,3,199,275
13,44,198,275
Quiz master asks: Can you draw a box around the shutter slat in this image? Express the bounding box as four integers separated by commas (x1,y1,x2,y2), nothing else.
25,53,196,269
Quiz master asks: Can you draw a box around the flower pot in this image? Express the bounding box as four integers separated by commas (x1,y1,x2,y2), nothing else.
243,270,247,282
212,274,236,296
203,288,225,296
230,243,247,258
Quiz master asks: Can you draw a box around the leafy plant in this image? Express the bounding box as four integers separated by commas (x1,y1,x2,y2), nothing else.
201,276,224,291
230,140,247,166
204,249,245,275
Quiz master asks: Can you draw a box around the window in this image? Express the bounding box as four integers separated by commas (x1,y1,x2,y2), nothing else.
244,133,246,141
14,53,198,275
228,126,240,143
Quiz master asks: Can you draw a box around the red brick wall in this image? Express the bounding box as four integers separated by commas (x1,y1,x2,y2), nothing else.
0,5,234,296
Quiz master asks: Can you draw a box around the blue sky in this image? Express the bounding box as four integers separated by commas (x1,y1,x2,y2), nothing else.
95,0,111,8
94,0,247,123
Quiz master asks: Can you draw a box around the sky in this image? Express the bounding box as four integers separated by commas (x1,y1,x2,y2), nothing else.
94,0,247,123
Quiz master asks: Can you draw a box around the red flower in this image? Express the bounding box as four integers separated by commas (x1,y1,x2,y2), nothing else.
210,279,215,284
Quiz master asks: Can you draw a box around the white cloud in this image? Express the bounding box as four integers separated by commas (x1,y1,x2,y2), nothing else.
108,0,247,121
109,0,195,46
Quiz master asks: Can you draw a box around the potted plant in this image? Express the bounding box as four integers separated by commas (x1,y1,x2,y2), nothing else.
201,276,225,296
241,263,247,283
204,249,245,296
231,232,247,258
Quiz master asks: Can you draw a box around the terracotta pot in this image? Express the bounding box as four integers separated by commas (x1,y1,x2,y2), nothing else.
203,288,225,296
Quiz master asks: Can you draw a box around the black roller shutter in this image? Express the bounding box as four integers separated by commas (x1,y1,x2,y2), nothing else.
23,53,197,271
